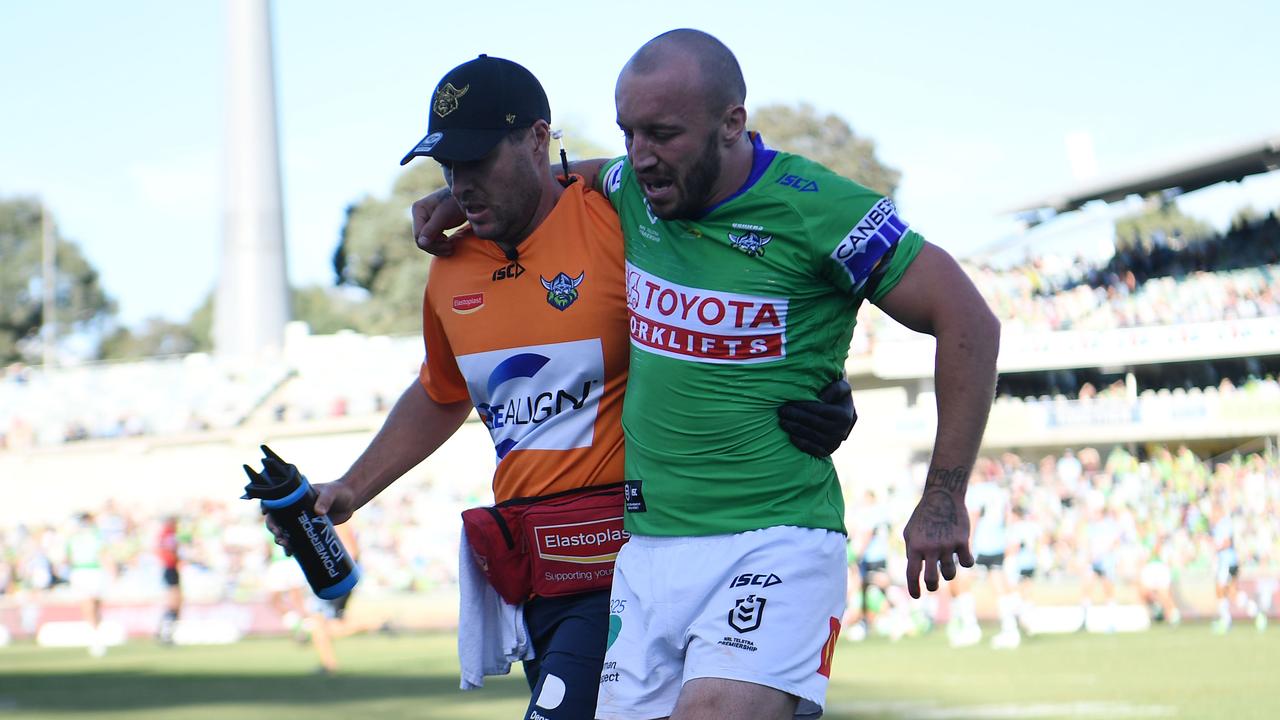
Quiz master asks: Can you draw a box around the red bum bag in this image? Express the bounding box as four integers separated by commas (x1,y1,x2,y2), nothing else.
461,483,627,605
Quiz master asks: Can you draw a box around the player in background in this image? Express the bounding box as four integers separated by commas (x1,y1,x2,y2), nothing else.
156,516,184,645
66,512,112,657
304,522,391,673
1210,497,1261,633
844,488,891,641
1004,502,1042,636
970,471,1019,649
1081,500,1129,633
263,530,308,642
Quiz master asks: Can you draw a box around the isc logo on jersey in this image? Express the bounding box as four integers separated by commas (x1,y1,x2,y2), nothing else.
456,339,604,460
625,262,788,364
829,197,909,290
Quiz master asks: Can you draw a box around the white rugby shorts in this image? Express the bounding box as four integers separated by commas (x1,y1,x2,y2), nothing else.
596,525,847,720
265,558,306,593
68,567,108,599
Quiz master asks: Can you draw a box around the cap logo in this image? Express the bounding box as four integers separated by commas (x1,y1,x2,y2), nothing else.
433,83,470,118
506,113,516,124
421,132,443,152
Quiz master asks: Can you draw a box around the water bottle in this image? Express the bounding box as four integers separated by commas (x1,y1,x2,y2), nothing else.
242,445,359,600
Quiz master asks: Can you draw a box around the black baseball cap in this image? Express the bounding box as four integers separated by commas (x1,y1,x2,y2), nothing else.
399,54,551,165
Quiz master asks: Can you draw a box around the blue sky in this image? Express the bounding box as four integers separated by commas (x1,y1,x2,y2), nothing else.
2,0,1278,326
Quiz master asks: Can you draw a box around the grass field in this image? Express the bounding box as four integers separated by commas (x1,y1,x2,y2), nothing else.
0,624,1276,719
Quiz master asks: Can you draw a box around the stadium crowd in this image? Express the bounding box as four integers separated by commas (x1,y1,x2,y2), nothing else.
963,211,1280,334
4,443,1277,641
844,443,1279,644
0,472,475,638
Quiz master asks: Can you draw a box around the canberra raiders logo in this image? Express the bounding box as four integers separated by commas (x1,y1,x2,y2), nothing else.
540,271,585,311
433,82,469,117
728,231,772,257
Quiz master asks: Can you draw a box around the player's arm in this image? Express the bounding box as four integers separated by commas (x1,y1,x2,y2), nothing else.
566,158,609,191
875,241,1001,598
411,158,612,255
312,380,472,525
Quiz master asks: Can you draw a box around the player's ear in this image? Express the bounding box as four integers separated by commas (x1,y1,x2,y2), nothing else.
721,104,746,146
529,120,552,158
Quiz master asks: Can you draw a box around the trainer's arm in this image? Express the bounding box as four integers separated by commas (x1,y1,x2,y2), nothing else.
566,158,609,191
874,241,1001,598
314,380,472,523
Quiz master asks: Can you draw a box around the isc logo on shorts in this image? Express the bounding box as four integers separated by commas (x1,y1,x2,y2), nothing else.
728,572,782,588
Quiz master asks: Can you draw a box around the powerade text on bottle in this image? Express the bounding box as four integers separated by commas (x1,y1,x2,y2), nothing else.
242,445,359,599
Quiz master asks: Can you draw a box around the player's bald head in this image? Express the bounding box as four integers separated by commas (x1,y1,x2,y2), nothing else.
622,29,746,116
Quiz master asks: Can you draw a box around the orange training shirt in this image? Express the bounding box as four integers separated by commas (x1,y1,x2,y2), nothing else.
419,181,628,502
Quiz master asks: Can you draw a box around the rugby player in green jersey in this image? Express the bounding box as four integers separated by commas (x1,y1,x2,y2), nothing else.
414,29,1000,720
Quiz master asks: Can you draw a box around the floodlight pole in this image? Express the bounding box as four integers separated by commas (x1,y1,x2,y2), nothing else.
215,0,290,361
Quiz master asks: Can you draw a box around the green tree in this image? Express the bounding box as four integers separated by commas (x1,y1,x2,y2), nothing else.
0,198,115,365
291,284,363,335
187,291,214,352
1114,202,1214,251
749,102,901,197
121,284,356,361
99,317,199,360
334,162,446,335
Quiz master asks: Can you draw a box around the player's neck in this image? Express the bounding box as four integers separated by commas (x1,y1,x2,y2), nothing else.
704,135,755,209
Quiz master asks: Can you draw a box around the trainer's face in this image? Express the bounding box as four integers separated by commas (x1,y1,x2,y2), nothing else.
616,64,724,220
441,126,544,244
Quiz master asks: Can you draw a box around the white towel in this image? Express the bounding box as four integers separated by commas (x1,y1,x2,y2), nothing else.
457,525,534,690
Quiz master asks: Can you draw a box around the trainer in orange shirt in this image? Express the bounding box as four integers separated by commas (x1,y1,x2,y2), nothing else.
299,55,854,720
308,56,627,720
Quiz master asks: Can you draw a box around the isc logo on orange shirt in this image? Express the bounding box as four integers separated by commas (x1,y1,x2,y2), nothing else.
452,293,485,314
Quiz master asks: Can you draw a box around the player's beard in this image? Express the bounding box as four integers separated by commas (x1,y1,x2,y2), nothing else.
659,129,721,221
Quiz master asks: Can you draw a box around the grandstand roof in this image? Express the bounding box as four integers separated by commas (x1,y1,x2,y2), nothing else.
1008,134,1280,217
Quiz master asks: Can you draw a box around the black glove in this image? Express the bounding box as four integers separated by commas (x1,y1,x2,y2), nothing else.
778,376,857,457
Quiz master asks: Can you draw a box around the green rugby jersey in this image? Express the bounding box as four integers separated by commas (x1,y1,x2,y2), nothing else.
600,133,923,537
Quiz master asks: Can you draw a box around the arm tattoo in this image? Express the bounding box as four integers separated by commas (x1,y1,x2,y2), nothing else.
921,488,958,541
925,465,969,494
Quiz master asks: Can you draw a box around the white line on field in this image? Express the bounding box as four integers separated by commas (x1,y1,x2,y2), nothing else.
827,700,1178,718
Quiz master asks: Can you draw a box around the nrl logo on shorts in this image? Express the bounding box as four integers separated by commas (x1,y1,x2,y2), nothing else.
540,271,585,311
728,594,767,633
433,82,469,117
728,231,771,257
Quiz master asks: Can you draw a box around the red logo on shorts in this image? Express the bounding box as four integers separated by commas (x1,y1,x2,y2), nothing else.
452,293,484,314
817,616,840,677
